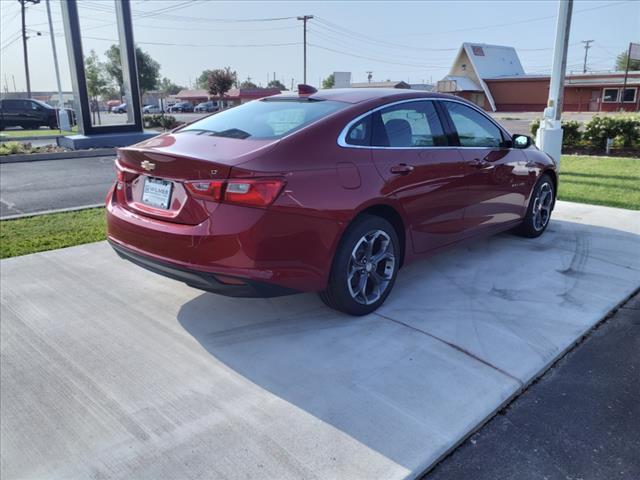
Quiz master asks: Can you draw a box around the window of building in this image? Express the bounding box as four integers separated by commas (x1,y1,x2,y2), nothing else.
602,88,619,103
622,88,637,103
472,46,485,56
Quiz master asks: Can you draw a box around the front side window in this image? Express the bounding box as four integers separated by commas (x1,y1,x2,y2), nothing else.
372,101,446,147
443,101,503,147
602,88,619,103
180,99,347,140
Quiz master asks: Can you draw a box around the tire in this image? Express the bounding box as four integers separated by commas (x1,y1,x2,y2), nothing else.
20,123,32,130
514,173,555,238
49,119,58,129
319,214,400,316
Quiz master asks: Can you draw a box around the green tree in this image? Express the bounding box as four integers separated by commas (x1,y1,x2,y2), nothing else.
615,49,640,71
267,79,287,91
104,45,161,97
207,67,237,107
159,77,184,95
322,74,335,89
85,50,108,125
197,69,215,89
240,79,257,89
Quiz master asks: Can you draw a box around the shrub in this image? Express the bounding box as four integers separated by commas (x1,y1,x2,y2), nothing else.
583,115,640,149
143,114,181,130
529,118,540,137
529,118,582,147
562,120,581,147
0,141,27,156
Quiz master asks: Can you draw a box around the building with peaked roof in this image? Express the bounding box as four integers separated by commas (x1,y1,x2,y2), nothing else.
437,43,640,112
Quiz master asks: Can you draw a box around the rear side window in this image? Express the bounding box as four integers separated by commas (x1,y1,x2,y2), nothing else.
180,99,348,140
372,101,446,147
345,115,371,146
442,102,503,147
2,99,22,110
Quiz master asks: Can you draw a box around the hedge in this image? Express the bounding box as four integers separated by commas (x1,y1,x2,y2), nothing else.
529,115,640,149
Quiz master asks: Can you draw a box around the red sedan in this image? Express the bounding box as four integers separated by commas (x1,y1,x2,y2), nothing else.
107,87,557,315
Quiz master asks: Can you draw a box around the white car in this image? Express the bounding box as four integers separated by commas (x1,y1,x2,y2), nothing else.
143,105,163,114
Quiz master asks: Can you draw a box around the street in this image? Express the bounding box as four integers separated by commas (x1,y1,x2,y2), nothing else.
0,156,114,218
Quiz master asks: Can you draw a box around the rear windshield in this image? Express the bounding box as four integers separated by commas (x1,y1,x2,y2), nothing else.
179,99,347,140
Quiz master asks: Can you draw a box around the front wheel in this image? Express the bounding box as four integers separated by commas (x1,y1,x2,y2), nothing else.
319,215,399,316
514,173,554,238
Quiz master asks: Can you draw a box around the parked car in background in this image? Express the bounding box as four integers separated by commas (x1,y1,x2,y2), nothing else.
112,103,127,113
107,87,557,315
143,104,163,114
0,98,75,130
194,101,218,113
168,102,194,113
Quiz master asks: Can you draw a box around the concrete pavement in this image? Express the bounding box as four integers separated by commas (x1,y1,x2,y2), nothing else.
1,201,639,479
0,155,114,218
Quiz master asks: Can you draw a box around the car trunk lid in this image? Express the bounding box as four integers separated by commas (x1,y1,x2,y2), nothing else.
115,131,279,225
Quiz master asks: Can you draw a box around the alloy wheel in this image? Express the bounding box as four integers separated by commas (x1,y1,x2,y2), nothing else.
347,230,396,305
532,182,553,231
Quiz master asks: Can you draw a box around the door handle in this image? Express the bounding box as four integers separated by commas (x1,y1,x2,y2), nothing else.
390,164,415,175
472,158,491,169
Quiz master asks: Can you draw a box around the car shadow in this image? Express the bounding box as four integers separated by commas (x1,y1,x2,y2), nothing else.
176,218,640,469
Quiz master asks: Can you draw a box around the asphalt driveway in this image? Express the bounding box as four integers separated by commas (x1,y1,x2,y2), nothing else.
1,201,639,479
0,156,114,218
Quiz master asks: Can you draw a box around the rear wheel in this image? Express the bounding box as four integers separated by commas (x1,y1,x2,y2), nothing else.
515,173,554,238
319,215,399,316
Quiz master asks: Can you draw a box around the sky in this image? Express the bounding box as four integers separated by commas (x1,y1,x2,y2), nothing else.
0,0,638,93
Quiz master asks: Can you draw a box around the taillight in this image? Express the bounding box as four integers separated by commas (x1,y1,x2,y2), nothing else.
184,178,285,207
224,179,284,207
115,162,137,182
184,180,224,201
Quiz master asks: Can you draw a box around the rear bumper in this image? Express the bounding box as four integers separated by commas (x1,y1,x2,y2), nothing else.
110,239,299,298
106,186,341,293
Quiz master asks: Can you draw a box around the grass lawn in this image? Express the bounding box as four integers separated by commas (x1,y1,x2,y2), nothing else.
0,208,106,259
0,126,77,138
559,155,640,210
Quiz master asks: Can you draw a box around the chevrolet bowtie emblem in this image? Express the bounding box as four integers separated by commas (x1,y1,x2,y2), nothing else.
141,160,155,171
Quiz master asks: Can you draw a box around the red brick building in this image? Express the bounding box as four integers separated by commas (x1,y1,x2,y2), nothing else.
437,43,640,112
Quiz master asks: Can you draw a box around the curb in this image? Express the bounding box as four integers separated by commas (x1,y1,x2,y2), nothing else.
0,148,116,164
0,203,104,221
0,135,63,142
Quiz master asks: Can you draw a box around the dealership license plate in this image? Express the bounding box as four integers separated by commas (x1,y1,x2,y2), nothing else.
142,177,172,209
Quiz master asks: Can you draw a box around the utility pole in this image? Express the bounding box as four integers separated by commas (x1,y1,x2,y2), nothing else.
297,15,313,84
535,0,573,167
367,71,373,83
581,40,593,74
20,0,40,97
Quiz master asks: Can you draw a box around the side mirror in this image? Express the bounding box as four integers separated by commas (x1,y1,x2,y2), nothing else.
512,134,532,149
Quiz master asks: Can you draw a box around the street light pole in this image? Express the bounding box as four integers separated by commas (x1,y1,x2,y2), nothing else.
535,0,573,167
297,15,314,84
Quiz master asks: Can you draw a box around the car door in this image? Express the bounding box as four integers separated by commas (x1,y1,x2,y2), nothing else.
367,100,468,254
2,99,22,127
439,100,531,232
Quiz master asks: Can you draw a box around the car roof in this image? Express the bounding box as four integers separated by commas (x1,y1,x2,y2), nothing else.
270,88,456,104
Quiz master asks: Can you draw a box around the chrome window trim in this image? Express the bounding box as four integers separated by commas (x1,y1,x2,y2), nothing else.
336,97,510,150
